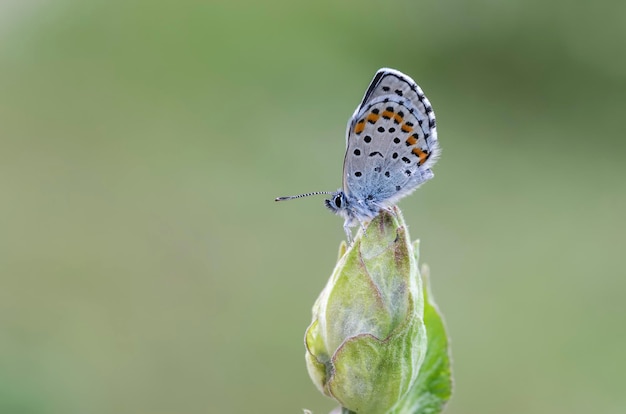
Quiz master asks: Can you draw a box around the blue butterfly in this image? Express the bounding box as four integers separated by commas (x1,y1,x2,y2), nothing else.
277,68,440,243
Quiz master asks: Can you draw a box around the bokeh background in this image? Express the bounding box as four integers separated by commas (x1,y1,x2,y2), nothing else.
1,0,625,413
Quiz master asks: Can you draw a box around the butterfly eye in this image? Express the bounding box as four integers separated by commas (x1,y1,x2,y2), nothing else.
334,195,342,208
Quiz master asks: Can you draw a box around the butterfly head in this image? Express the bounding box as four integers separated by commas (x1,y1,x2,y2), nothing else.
324,190,347,216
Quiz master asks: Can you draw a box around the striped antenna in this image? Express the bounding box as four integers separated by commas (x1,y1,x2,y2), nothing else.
275,191,333,202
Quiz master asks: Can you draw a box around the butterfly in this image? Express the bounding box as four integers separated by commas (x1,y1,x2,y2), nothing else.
276,68,440,243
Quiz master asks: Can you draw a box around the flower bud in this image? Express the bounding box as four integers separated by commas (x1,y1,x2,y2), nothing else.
305,209,427,413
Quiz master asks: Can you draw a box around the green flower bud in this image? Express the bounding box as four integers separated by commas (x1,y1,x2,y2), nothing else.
305,208,427,414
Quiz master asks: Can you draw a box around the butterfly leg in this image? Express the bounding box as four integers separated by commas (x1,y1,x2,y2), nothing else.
376,204,399,221
386,205,399,219
343,222,353,245
359,221,367,237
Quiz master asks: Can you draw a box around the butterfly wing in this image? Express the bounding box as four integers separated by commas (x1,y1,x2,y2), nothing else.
342,68,440,207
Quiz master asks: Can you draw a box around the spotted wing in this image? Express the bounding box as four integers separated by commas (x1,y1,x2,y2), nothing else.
342,68,440,206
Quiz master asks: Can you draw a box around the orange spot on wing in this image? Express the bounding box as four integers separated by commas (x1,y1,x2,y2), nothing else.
401,123,413,133
354,120,365,134
393,114,404,124
366,113,380,123
382,110,394,119
412,147,429,164
406,135,417,146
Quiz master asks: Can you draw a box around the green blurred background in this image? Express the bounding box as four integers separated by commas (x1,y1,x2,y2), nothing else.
1,0,625,413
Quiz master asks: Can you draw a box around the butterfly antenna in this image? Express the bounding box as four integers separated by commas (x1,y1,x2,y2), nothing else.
275,191,333,202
